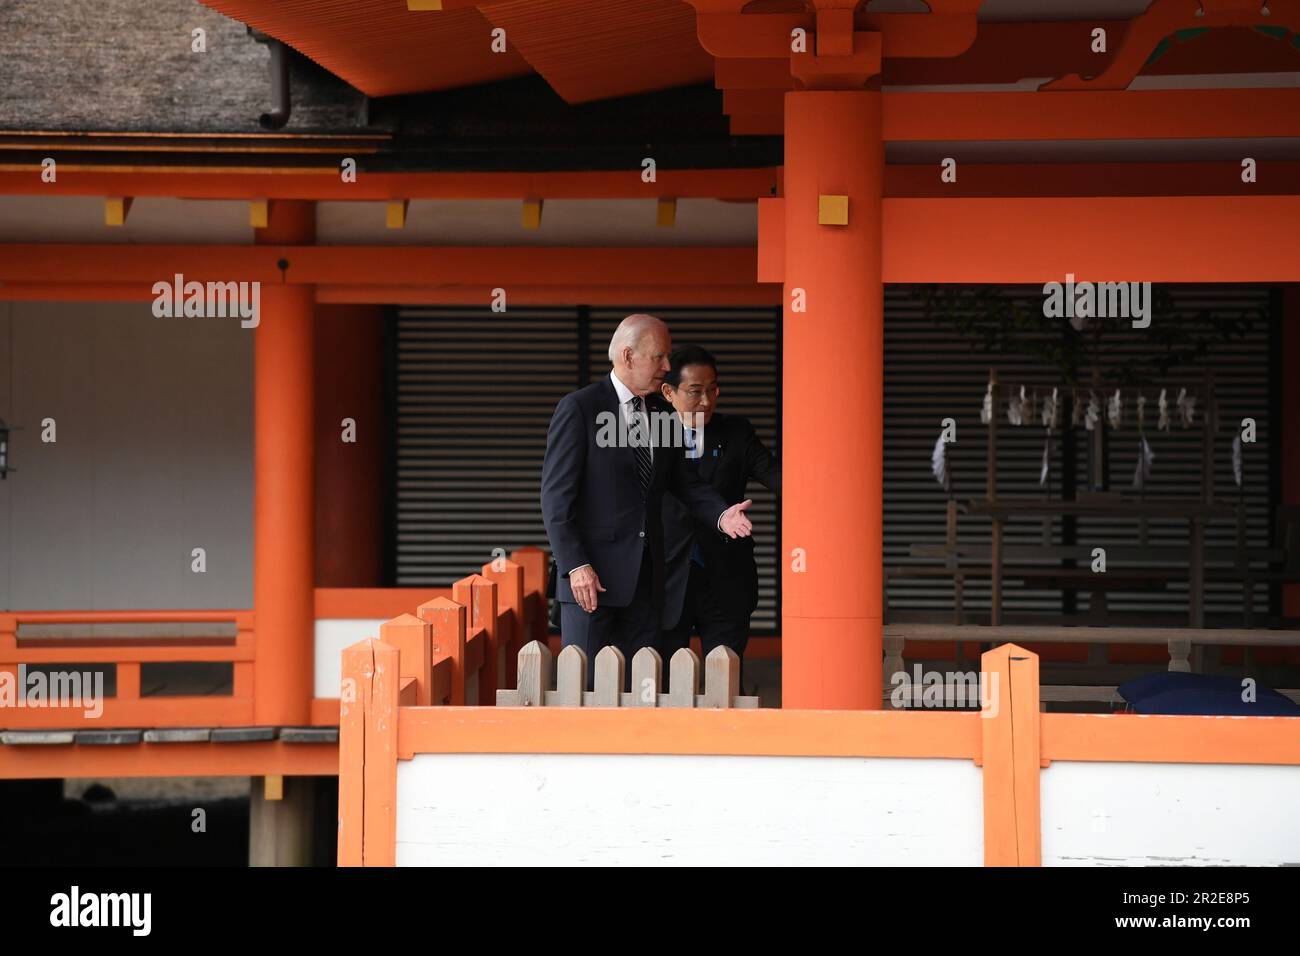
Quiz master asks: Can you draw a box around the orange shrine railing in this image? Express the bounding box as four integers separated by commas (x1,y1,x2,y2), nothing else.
0,546,551,731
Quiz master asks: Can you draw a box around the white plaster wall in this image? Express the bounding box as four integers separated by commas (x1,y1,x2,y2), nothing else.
314,618,386,698
2,300,252,610
1042,760,1300,866
395,753,984,866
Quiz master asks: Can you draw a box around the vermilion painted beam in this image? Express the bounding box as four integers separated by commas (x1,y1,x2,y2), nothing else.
0,742,338,779
0,282,781,306
884,161,1300,197
881,195,1300,283
694,10,978,59
731,88,1300,139
0,168,781,200
0,245,760,286
882,89,1300,141
717,24,1300,90
317,284,781,306
4,196,1297,289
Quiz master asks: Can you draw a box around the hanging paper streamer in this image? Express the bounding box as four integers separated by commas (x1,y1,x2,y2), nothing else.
1177,388,1196,428
1157,388,1170,431
1107,388,1123,430
1136,393,1147,431
1071,389,1083,428
1039,387,1058,488
1085,391,1100,432
1041,387,1060,430
931,430,950,491
1132,435,1155,490
1007,385,1028,426
980,381,993,425
1232,433,1243,488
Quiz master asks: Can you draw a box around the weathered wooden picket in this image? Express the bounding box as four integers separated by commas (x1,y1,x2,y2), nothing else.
496,642,759,709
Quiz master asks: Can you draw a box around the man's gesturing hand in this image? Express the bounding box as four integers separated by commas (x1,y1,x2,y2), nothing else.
569,564,606,613
719,499,754,538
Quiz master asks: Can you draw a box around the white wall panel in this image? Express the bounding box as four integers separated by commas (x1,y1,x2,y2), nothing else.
396,752,983,866
1042,759,1300,866
314,618,386,698
4,301,252,610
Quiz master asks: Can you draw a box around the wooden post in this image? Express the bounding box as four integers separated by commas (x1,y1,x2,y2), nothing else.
593,646,624,706
252,200,316,727
511,546,550,646
482,557,524,688
516,640,552,707
668,648,699,708
980,643,1041,867
418,597,467,705
987,370,1003,627
250,775,316,867
1201,369,1215,505
630,647,662,707
702,646,741,709
379,613,432,706
363,640,399,866
781,89,882,710
453,574,499,703
338,638,398,867
986,368,998,501
556,645,586,706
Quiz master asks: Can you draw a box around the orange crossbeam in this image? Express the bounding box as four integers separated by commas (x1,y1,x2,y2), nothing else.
4,193,1298,288
0,740,337,779
881,195,1300,283
0,167,781,201
882,89,1300,141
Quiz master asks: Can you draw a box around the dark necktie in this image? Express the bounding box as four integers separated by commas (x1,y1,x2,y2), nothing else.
629,395,653,498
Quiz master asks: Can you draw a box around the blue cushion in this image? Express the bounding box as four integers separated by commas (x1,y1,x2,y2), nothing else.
1119,671,1300,716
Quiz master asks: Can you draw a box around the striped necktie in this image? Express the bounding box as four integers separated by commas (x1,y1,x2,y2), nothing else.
629,395,653,498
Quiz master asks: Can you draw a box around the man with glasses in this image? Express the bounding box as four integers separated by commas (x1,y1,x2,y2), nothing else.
658,345,781,692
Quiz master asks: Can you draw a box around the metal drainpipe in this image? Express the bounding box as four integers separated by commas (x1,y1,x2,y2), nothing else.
248,28,291,130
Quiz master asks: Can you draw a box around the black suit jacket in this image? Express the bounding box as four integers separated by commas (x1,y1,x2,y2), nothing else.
541,376,731,609
661,412,780,628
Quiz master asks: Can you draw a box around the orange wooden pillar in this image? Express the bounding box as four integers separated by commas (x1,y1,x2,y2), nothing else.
781,90,883,710
253,201,316,726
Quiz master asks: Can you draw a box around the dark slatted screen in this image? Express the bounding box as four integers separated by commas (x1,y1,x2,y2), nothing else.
884,285,1277,619
392,308,581,588
393,306,782,633
392,288,1275,632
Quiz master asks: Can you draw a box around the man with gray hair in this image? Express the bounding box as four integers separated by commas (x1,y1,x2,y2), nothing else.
541,313,753,683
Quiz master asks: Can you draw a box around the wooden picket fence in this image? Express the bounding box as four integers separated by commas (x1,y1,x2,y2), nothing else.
496,642,759,709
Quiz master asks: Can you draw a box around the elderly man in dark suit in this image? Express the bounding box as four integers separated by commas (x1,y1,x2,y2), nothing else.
659,345,780,691
541,314,754,684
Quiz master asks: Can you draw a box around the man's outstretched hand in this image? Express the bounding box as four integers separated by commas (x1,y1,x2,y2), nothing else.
719,499,754,538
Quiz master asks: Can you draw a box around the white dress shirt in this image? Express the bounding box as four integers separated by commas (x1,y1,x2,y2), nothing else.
610,370,652,461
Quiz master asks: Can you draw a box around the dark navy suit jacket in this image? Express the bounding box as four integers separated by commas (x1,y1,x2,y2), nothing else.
541,375,731,608
661,412,780,628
